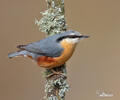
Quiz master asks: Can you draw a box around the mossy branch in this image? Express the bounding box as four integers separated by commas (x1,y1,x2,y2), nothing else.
35,0,69,100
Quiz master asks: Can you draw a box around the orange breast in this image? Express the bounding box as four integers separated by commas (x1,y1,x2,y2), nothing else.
36,40,77,69
54,40,76,66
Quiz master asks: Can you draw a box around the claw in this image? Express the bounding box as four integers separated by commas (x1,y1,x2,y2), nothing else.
46,69,66,78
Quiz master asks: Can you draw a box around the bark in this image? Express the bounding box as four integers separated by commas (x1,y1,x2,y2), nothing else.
35,0,69,100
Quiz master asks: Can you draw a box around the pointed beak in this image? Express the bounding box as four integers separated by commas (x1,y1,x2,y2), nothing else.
79,35,90,38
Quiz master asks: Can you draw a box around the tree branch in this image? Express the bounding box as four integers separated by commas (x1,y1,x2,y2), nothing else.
35,0,69,100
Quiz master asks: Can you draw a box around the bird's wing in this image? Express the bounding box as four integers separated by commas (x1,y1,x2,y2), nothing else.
17,39,63,57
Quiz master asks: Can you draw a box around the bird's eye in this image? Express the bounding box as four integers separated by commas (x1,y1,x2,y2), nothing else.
56,35,80,42
56,36,66,42
68,35,78,38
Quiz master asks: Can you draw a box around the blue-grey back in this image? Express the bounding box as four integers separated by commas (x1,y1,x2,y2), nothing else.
23,30,77,57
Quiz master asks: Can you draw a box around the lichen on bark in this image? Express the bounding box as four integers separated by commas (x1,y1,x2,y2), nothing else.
35,0,69,100
35,0,67,36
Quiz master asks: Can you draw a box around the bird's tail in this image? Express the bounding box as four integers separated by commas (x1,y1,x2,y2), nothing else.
8,50,28,59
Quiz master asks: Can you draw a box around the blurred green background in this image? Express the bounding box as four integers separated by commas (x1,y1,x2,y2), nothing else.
0,0,120,100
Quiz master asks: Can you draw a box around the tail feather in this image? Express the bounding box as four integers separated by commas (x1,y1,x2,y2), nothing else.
17,45,26,50
8,44,27,58
8,50,37,59
8,52,21,58
8,50,28,59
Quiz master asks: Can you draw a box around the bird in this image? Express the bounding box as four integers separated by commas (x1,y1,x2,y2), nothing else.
8,30,89,69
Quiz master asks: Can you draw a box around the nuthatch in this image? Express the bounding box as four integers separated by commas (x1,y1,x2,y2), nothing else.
8,30,89,69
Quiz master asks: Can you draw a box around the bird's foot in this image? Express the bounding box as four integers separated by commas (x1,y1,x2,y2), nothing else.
46,69,66,78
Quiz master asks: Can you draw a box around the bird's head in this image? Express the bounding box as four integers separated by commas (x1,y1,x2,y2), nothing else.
56,30,89,44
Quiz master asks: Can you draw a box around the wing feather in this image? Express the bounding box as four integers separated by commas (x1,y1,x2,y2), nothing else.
18,38,63,57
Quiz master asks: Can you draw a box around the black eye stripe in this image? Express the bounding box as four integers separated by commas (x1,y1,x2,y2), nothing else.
67,35,81,38
57,35,81,42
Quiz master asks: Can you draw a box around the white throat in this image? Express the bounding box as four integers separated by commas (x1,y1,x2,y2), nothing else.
64,38,80,44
